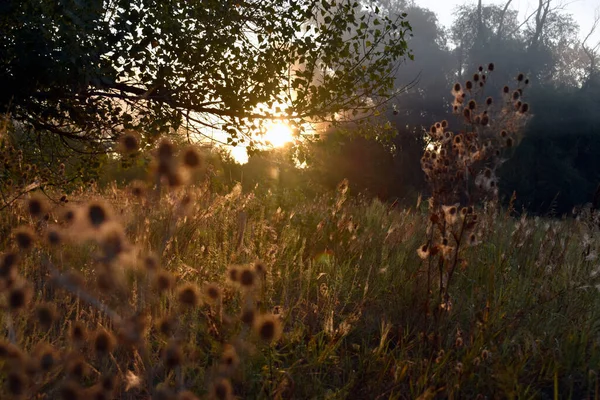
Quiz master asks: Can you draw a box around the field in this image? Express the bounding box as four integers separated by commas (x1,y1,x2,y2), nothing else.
1,142,600,400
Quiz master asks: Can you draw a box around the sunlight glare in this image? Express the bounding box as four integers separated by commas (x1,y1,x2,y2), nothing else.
263,121,294,148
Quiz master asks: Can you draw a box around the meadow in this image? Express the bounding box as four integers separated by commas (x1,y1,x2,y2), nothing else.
1,136,600,400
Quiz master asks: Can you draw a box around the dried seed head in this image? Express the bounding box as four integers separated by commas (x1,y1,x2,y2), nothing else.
156,316,177,337
182,146,202,168
154,271,174,293
27,194,47,218
204,283,222,302
486,97,493,106
211,378,233,400
130,180,146,198
466,80,473,90
220,344,240,371
100,374,117,393
254,314,282,342
94,329,116,356
46,226,62,246
35,303,56,329
66,353,88,379
241,307,256,326
177,283,200,307
517,73,524,82
520,103,529,113
227,266,240,283
9,285,31,310
417,244,430,260
487,63,494,71
481,349,491,360
239,268,256,287
179,391,200,400
70,321,88,344
59,380,82,400
87,202,109,228
468,100,476,110
14,226,35,250
453,83,462,93
163,341,183,369
254,261,267,276
503,85,510,94
7,370,27,396
119,132,140,153
143,254,159,271
0,251,19,281
157,138,175,162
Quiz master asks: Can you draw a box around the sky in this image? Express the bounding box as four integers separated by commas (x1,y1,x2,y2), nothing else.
415,0,600,44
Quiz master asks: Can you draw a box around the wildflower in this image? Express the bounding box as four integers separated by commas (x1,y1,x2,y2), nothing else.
254,314,282,342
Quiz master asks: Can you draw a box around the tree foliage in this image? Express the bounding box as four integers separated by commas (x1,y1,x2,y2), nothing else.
0,0,412,149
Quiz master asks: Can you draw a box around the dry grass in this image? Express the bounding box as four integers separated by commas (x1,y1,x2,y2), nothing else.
0,72,599,399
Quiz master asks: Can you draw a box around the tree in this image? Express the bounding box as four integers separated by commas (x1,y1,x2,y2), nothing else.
0,0,413,151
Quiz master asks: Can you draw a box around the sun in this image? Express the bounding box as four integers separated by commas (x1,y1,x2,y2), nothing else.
263,121,294,148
